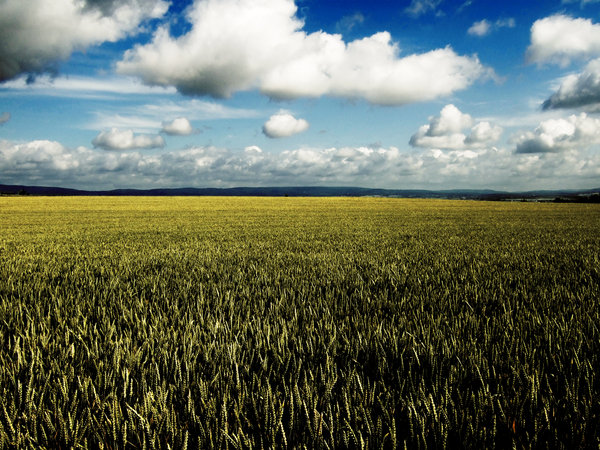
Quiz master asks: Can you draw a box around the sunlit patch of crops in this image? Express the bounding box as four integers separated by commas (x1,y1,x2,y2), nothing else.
0,196,598,448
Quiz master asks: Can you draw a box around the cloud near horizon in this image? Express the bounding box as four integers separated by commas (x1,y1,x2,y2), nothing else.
409,104,502,150
0,0,168,82
116,0,489,105
514,113,600,153
1,138,599,191
263,112,309,138
92,128,165,150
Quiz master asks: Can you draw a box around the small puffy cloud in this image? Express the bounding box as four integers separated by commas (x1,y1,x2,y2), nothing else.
161,117,194,136
468,18,515,37
527,15,600,66
263,112,309,138
405,0,443,17
0,0,168,82
514,113,600,153
543,58,600,110
0,112,10,125
92,128,165,150
410,104,502,149
468,20,491,37
117,0,489,105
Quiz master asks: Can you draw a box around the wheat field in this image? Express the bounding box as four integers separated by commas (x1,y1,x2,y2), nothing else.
0,197,599,448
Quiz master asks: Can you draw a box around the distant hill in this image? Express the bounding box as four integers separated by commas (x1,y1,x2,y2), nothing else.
1,184,599,202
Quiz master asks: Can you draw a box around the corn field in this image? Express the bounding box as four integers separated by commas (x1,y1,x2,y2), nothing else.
0,196,599,448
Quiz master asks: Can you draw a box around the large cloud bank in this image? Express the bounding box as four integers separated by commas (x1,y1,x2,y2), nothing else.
0,0,168,82
116,0,489,105
1,139,598,191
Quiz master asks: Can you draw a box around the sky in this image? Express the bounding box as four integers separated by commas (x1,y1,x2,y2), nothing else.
1,0,600,191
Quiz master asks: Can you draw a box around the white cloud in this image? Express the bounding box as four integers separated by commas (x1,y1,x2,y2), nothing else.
465,121,503,145
543,58,600,110
513,113,600,153
0,112,10,124
263,112,309,138
468,20,491,37
336,13,365,33
1,139,598,191
527,15,600,66
92,128,165,150
405,0,444,17
88,99,261,133
496,18,516,28
410,104,502,149
468,18,515,37
0,0,168,82
116,0,489,105
143,100,261,121
161,117,194,136
1,74,177,98
562,0,600,5
90,114,162,133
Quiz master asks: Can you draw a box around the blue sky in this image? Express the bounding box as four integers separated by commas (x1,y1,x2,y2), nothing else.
1,0,600,190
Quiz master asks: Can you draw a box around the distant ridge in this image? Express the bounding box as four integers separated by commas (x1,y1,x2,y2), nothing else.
1,184,599,202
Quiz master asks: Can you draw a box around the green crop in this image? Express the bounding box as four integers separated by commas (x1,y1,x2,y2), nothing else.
0,196,598,448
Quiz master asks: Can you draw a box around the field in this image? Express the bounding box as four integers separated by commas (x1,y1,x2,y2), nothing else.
0,196,599,448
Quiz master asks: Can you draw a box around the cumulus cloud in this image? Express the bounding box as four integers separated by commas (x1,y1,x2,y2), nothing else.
0,112,10,125
468,18,515,37
0,0,168,82
116,0,489,105
527,15,600,66
161,117,194,136
263,112,309,138
92,128,165,150
543,58,600,110
1,139,598,191
514,113,600,153
410,104,502,149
